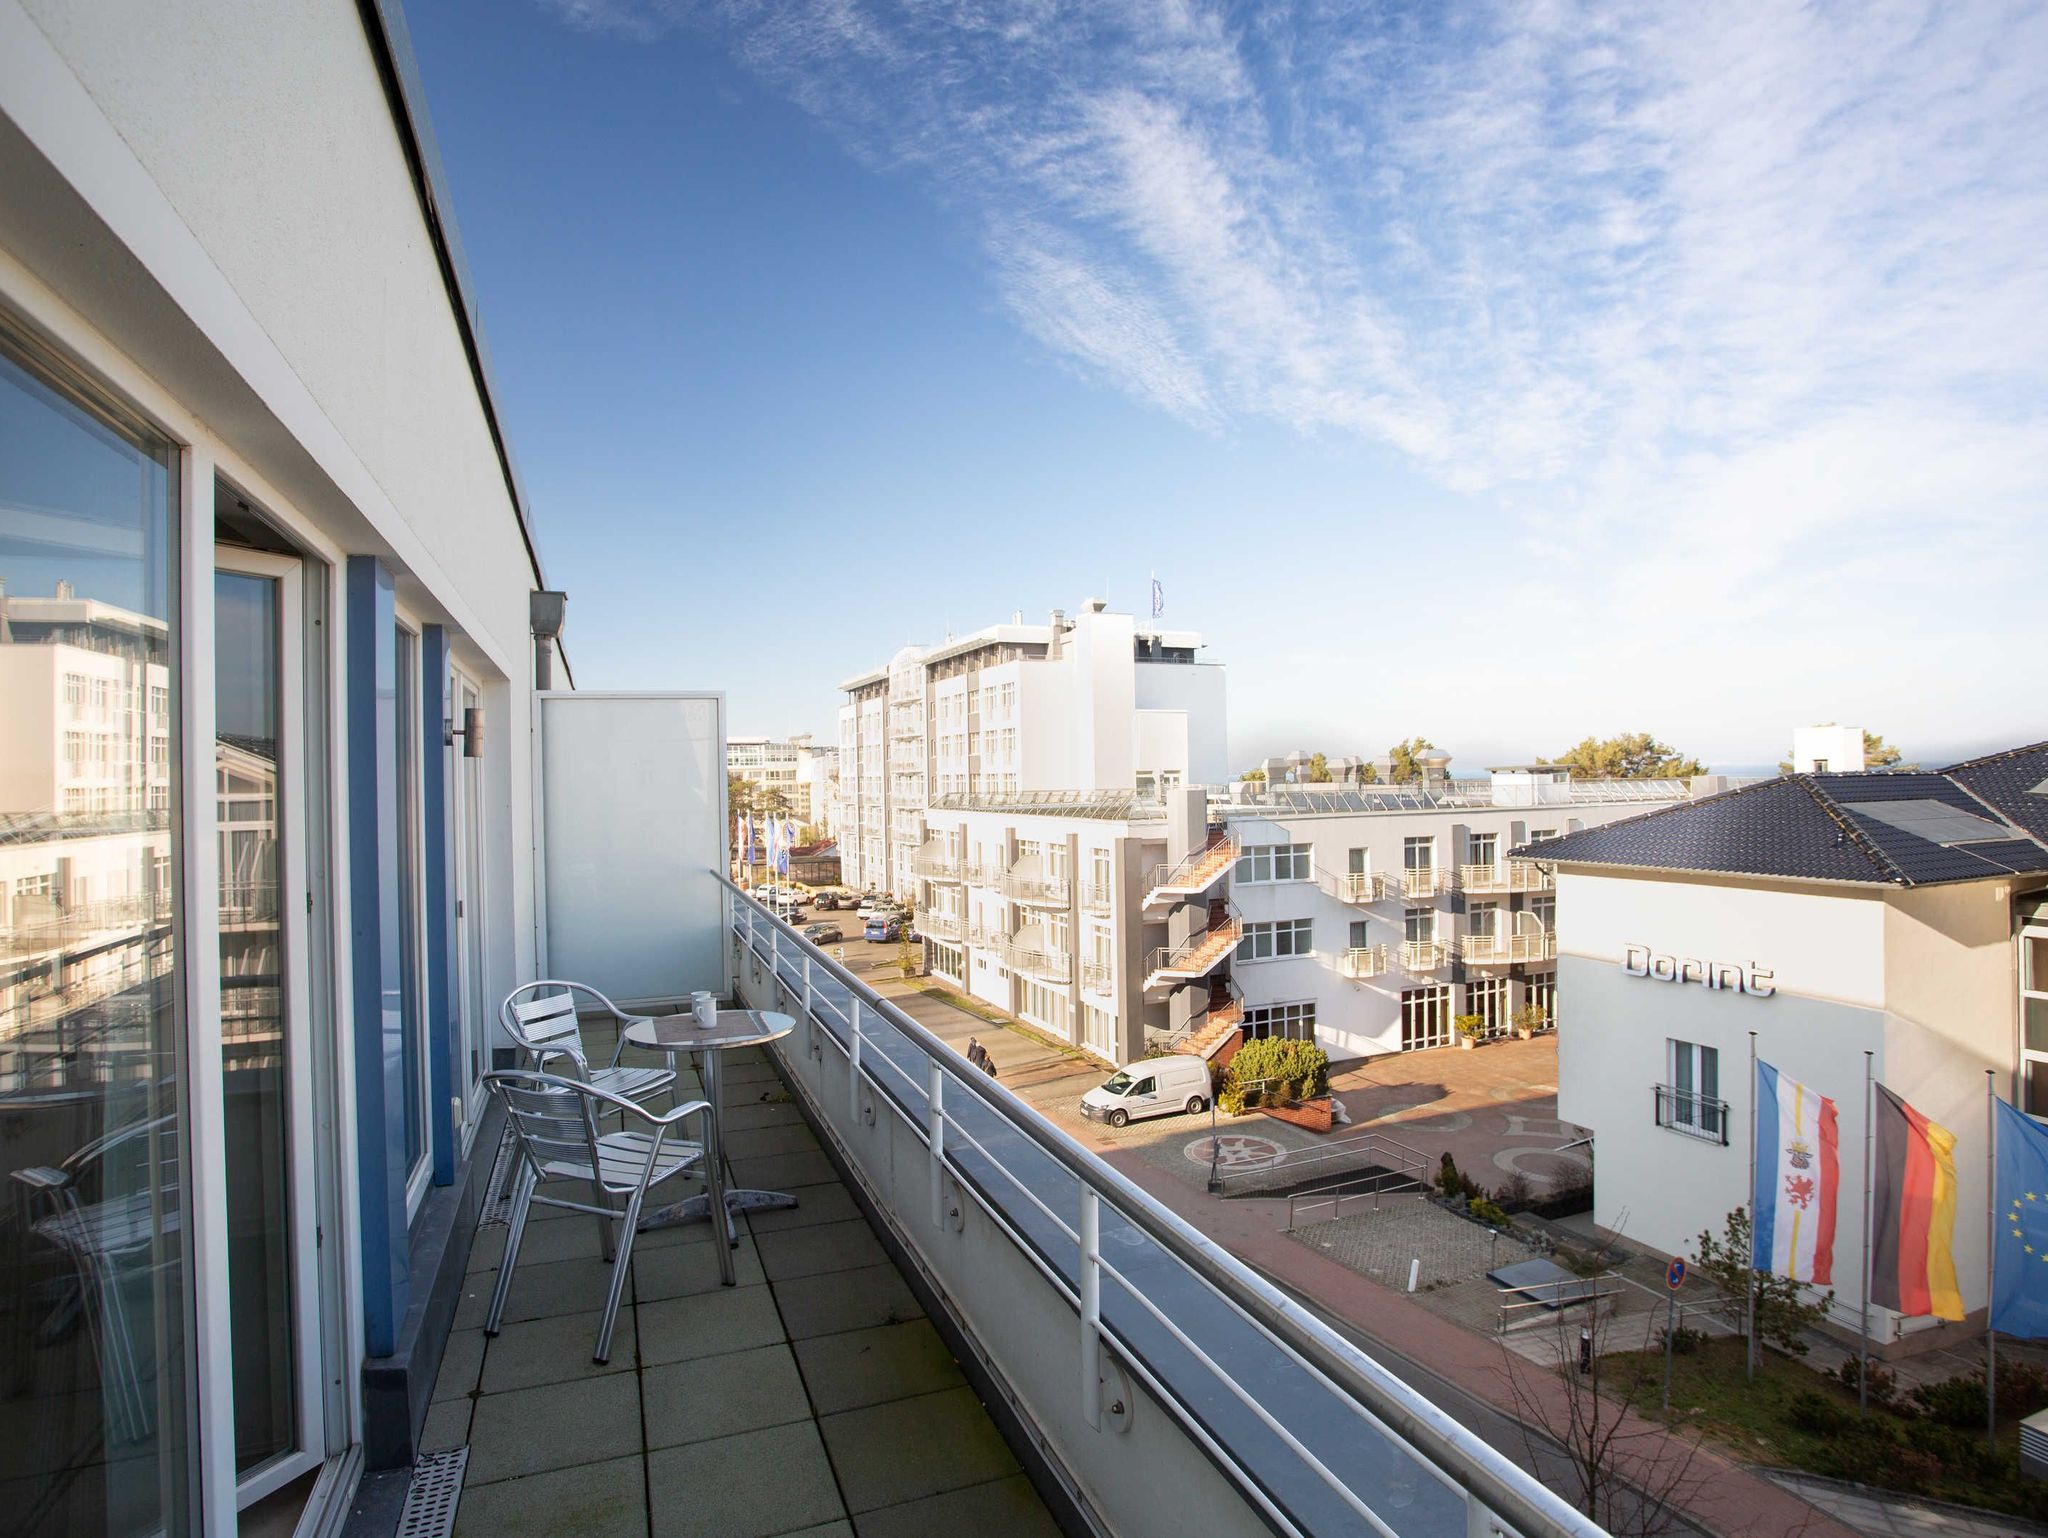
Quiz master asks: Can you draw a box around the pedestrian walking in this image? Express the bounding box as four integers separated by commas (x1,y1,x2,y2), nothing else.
966,1037,984,1069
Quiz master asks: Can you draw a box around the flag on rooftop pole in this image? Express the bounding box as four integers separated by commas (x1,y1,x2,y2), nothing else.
1150,574,1163,620
1752,1059,1840,1286
740,812,753,876
1871,1083,1964,1321
1991,1095,2048,1338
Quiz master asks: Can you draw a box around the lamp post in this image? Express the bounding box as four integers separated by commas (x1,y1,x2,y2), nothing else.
1206,1091,1222,1194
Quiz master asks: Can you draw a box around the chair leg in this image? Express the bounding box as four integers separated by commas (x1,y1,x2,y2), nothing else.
485,1164,537,1336
591,1178,617,1263
592,1188,644,1365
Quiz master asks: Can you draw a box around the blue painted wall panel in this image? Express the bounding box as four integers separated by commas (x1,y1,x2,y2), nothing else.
346,558,407,1357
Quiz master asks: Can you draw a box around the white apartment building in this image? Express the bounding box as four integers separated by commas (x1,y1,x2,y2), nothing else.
837,600,1227,897
727,732,834,829
1528,744,2048,1350
910,763,1721,1068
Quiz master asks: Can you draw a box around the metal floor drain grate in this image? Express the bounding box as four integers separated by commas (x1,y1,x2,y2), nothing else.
396,1446,467,1538
478,1124,518,1228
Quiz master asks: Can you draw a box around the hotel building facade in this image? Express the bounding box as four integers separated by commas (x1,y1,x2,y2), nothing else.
1526,746,2048,1349
835,601,1228,897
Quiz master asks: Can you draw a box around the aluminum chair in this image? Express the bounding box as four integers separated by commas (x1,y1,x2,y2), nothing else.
483,1071,710,1363
499,981,676,1107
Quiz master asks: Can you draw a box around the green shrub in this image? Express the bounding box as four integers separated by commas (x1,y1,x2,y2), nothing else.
1492,1173,1534,1211
1835,1356,1901,1412
1222,1037,1330,1106
1912,1371,1990,1428
1435,1151,1483,1201
1787,1391,1856,1436
1468,1198,1512,1228
1659,1324,1707,1356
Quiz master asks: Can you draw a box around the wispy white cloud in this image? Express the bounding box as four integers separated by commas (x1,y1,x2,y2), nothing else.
537,0,2048,758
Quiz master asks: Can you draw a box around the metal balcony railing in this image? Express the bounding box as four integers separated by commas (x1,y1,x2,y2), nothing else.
1329,870,1389,904
1654,1084,1730,1145
997,866,1071,906
912,845,967,882
1080,960,1114,994
1079,881,1115,914
996,930,1072,982
1142,833,1238,909
1339,944,1390,979
920,910,964,942
1399,938,1450,971
721,876,1602,1538
1144,919,1242,987
1457,860,1553,895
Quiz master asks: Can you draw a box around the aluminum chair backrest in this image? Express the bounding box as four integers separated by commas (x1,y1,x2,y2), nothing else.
505,990,588,1072
493,1073,609,1187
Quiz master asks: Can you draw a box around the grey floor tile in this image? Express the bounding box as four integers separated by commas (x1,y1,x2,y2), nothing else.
647,1421,845,1538
643,1344,811,1449
419,1398,471,1454
775,1526,854,1538
431,1328,487,1403
633,1211,727,1251
638,1283,786,1365
755,1220,888,1283
793,1321,964,1415
819,1387,1019,1515
722,1122,820,1160
454,1454,648,1538
635,1233,764,1301
774,1263,923,1342
481,1307,639,1393
453,1272,500,1330
729,1149,840,1192
745,1183,860,1233
475,1212,608,1270
851,1475,1057,1538
723,1097,806,1131
480,1253,635,1327
466,1372,644,1485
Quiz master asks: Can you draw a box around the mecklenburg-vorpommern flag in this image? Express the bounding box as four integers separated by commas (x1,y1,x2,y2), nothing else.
1993,1096,2048,1337
1871,1084,1963,1321
1752,1060,1839,1284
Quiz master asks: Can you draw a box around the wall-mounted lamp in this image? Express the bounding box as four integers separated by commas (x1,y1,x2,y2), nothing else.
530,589,568,691
445,704,484,758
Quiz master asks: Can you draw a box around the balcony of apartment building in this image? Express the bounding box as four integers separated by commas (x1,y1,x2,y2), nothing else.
1141,829,1237,911
995,852,1071,908
911,842,968,883
1395,864,1449,901
697,891,1595,1538
1339,943,1391,980
1329,869,1390,905
891,813,926,846
1459,913,1557,967
1399,936,1452,972
1080,958,1114,995
996,924,1073,984
920,907,965,943
1456,859,1553,896
1079,880,1114,916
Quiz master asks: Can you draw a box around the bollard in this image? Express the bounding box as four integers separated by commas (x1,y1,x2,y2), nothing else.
1407,1258,1420,1293
1578,1327,1593,1374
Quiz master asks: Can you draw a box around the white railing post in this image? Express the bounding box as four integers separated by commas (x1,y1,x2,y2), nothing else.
927,1058,946,1229
802,952,813,1015
849,996,864,1123
1080,1188,1102,1430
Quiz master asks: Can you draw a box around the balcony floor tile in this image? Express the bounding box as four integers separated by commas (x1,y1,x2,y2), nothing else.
818,1386,1020,1514
642,1343,812,1450
851,1474,1061,1538
465,1372,643,1485
772,1262,923,1341
454,1455,649,1538
791,1320,965,1415
646,1421,846,1538
478,1307,639,1394
754,1219,889,1282
637,1281,786,1365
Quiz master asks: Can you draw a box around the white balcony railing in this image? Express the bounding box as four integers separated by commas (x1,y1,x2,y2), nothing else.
1330,870,1389,904
1339,944,1390,979
1460,916,1556,965
1457,860,1553,895
1079,881,1115,914
1396,866,1446,900
723,878,1602,1538
921,910,964,942
1142,832,1238,908
1144,920,1241,985
997,866,1071,906
1399,938,1450,971
1080,960,1114,994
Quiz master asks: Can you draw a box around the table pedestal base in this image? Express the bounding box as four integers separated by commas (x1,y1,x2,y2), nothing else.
638,1187,800,1265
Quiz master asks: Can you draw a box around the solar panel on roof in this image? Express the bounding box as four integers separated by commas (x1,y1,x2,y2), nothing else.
1839,799,2017,847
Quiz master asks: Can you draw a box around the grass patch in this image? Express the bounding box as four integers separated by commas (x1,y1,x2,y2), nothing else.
1614,1335,2048,1520
914,984,1108,1066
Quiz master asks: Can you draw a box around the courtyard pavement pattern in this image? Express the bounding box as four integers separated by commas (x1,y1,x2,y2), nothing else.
416,1043,1058,1538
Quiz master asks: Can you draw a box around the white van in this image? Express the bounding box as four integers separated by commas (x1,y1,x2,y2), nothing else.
1080,1055,1212,1127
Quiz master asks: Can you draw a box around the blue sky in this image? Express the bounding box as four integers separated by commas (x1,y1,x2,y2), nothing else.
406,0,2048,771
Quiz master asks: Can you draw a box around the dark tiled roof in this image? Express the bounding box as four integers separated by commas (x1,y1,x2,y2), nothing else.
1514,741,2048,887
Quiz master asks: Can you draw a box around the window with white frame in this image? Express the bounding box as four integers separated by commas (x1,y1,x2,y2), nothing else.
1234,843,1311,883
1243,1001,1316,1042
1403,835,1435,872
1403,907,1435,943
1347,920,1370,949
1531,895,1556,931
1528,827,1558,844
1465,976,1508,1036
1467,832,1497,868
1019,977,1070,1033
2020,898,2048,1118
1236,918,1312,961
1660,1039,1725,1141
1401,986,1452,1050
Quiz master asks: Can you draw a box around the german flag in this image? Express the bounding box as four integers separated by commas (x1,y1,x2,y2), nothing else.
1871,1084,1964,1321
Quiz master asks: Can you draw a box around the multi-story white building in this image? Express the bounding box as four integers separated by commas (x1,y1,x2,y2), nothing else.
836,600,1227,896
913,761,1721,1067
1526,744,2048,1351
727,732,836,829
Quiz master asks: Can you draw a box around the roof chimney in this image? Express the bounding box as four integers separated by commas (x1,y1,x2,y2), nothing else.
1047,608,1065,659
1417,749,1452,789
55,579,74,600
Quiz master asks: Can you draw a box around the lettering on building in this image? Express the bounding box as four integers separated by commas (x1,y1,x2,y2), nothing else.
1622,944,1774,997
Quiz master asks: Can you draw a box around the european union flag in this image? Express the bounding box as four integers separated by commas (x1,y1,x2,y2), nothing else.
1993,1097,2048,1338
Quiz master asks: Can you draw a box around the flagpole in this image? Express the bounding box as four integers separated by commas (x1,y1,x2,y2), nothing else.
1987,1068,1998,1453
1860,1051,1874,1414
1747,1030,1759,1383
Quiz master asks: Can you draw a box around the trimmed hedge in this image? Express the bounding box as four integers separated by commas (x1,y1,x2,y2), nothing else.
1219,1037,1330,1114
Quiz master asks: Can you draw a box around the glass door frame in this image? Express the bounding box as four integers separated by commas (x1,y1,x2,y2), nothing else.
451,667,489,1140
213,546,328,1510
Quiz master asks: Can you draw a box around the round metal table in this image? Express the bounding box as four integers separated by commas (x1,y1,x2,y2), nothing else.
623,1008,797,1286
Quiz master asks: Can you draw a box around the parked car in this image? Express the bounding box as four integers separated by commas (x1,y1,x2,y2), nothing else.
802,922,844,944
813,892,842,910
1079,1055,1212,1128
863,917,903,943
856,900,901,924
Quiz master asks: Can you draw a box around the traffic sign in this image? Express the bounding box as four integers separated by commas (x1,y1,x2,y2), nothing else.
1666,1257,1687,1291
